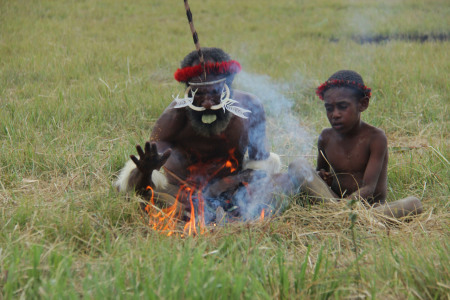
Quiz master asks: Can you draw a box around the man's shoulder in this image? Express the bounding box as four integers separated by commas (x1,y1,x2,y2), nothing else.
163,99,186,113
232,90,261,104
156,100,187,123
232,89,265,116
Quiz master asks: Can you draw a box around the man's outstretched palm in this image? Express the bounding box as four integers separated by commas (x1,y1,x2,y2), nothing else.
130,142,171,175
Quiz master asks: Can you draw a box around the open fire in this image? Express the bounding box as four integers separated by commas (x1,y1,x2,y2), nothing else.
143,148,259,236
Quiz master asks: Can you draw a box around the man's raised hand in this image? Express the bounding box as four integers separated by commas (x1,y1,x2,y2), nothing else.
130,142,171,175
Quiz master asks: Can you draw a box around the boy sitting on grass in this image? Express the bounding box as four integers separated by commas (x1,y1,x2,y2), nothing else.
290,70,422,218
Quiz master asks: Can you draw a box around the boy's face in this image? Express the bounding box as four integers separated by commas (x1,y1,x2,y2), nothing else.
323,87,368,134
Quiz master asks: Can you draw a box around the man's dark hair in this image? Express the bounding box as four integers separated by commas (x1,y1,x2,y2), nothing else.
180,47,236,87
180,47,231,68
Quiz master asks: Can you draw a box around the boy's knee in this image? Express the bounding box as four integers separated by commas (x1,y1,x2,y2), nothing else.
288,158,314,186
401,196,423,215
374,196,423,218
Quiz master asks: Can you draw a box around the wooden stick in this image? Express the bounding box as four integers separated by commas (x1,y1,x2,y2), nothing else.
183,0,206,79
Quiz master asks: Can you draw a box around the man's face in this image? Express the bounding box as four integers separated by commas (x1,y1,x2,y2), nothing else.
323,87,364,134
186,75,232,136
190,80,225,110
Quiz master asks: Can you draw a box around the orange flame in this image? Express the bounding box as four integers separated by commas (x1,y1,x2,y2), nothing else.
260,208,265,220
144,148,240,237
144,186,182,236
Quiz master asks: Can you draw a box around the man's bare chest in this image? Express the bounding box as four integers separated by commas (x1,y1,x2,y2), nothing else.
177,120,248,158
181,137,237,156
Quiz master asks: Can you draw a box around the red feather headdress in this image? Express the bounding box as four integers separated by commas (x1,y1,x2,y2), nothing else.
174,60,242,83
316,79,372,100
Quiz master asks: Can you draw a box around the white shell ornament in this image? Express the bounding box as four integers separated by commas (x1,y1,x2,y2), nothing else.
173,87,205,111
173,84,251,119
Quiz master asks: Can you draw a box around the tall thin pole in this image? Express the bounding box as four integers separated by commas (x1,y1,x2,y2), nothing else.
183,0,206,79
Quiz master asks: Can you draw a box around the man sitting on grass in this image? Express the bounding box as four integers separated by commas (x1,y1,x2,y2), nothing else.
115,47,291,223
290,70,423,218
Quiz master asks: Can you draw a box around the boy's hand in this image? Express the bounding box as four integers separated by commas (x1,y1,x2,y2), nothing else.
130,142,171,175
318,169,333,186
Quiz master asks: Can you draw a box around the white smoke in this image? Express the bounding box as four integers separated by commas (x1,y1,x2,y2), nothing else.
236,71,315,167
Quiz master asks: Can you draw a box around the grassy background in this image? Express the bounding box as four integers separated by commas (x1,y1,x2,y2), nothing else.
1,0,449,298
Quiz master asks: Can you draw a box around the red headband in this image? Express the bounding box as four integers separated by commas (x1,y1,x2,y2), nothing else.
174,60,242,82
316,79,372,100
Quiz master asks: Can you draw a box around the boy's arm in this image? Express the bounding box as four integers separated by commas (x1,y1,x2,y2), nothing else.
316,132,333,185
316,133,329,172
348,131,387,201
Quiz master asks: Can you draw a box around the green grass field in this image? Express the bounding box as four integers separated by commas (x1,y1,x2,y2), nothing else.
1,0,449,298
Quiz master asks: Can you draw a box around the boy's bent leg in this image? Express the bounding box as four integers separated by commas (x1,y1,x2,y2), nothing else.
373,196,423,218
288,158,339,203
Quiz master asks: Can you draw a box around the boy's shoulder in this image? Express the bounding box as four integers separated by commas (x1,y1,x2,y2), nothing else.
317,128,335,149
319,127,334,136
359,122,388,152
318,123,387,147
318,127,334,140
361,122,387,141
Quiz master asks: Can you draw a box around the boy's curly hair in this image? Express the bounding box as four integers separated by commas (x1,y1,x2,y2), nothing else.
316,70,371,100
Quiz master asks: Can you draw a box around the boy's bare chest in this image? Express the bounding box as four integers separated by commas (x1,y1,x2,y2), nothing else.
324,138,370,172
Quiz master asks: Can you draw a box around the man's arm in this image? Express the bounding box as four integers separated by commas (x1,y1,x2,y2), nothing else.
115,104,183,193
246,97,270,161
348,131,387,201
150,103,185,152
240,93,281,175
